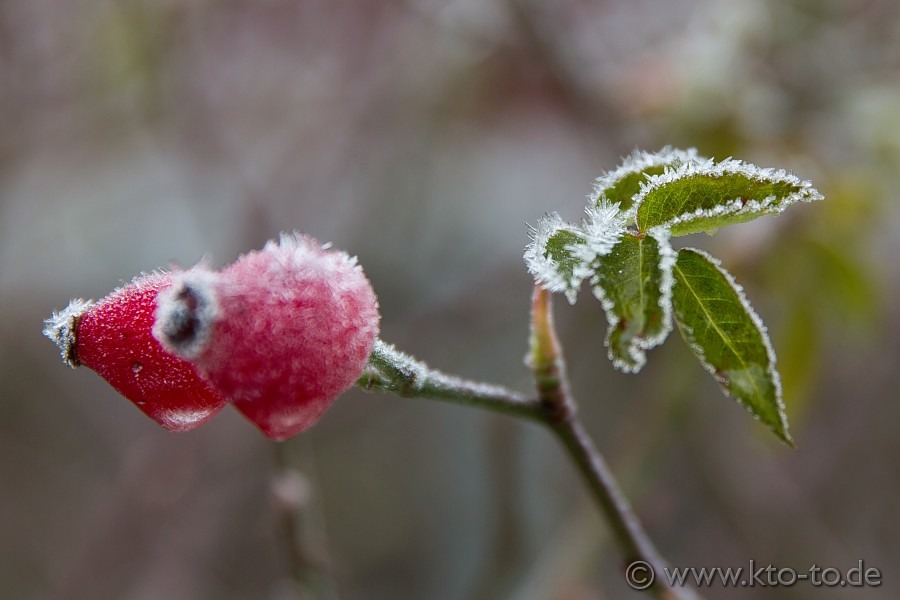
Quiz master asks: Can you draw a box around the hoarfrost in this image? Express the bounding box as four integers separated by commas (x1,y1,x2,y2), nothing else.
367,339,520,402
369,339,428,391
524,213,586,304
633,157,823,233
267,231,362,273
646,226,676,348
674,247,789,440
589,146,705,207
571,200,628,267
590,227,675,374
42,298,94,368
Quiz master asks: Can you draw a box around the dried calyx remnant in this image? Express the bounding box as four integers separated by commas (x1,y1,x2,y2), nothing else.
153,270,220,360
44,298,93,368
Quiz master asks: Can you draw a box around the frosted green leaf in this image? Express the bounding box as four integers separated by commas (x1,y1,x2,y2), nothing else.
592,229,674,373
634,158,823,236
590,147,704,212
671,248,791,445
573,200,628,264
524,213,588,304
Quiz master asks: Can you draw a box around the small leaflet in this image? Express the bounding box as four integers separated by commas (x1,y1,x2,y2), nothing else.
634,158,823,236
671,248,792,445
589,147,704,212
591,228,674,373
524,213,588,304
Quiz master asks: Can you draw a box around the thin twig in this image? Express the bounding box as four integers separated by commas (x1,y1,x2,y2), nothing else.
358,340,544,422
356,295,701,598
272,443,338,600
528,287,698,599
273,443,307,586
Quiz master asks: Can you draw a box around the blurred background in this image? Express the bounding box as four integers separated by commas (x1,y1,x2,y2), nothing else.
1,0,898,598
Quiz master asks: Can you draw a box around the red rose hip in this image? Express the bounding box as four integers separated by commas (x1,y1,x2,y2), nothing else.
154,233,380,440
43,273,228,432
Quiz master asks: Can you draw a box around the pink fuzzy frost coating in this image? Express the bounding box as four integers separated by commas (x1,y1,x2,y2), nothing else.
154,233,380,440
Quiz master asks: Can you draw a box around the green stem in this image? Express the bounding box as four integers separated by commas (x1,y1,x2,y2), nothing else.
359,340,544,422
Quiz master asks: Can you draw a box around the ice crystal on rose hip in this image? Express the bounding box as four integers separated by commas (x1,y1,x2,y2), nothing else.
43,273,228,431
154,233,381,441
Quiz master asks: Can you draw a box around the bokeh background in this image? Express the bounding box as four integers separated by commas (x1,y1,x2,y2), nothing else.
1,0,898,598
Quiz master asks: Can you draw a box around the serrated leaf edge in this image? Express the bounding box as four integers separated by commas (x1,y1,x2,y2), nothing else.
673,247,791,443
588,146,705,208
524,212,587,304
590,227,675,374
633,158,824,234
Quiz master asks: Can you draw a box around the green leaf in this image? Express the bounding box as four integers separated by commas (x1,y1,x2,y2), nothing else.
590,147,703,212
593,229,674,373
634,159,823,236
524,213,588,304
671,248,791,445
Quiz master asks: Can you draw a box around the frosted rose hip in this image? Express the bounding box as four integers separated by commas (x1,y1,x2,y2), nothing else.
154,234,380,440
43,273,228,432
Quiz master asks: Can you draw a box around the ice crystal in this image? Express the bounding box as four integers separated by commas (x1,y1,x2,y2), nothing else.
589,146,705,211
673,247,788,440
524,213,587,304
575,200,629,264
43,298,94,368
651,226,676,348
633,157,823,235
366,339,522,402
589,226,674,374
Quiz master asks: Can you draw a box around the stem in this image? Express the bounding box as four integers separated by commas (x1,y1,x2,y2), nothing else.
272,442,338,599
356,292,699,598
273,443,307,587
529,287,697,599
552,419,683,598
358,340,544,421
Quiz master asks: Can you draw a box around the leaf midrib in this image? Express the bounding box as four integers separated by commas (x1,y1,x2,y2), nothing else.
673,259,762,401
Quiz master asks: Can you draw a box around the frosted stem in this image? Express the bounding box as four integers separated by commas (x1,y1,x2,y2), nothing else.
358,340,544,421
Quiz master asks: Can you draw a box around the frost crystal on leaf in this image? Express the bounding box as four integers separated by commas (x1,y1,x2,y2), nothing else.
649,226,676,346
524,213,588,304
43,298,94,368
589,146,705,212
671,247,790,444
633,157,824,236
577,200,628,262
589,226,674,374
518,147,813,441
